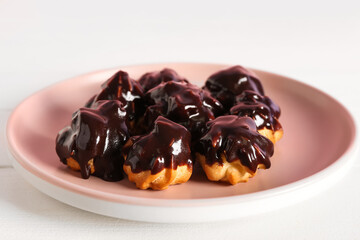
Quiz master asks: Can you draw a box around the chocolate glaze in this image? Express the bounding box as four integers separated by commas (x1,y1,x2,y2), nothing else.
124,116,193,174
236,90,280,118
56,100,130,181
204,65,264,111
195,116,273,172
84,95,96,108
231,90,282,131
144,81,223,140
138,68,189,92
87,70,145,125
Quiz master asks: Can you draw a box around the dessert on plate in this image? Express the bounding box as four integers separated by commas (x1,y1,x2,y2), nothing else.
56,100,129,181
55,65,283,189
123,116,193,190
194,116,274,184
85,70,145,135
203,65,264,112
230,90,283,143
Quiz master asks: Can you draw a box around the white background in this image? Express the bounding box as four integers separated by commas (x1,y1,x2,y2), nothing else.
1,0,360,239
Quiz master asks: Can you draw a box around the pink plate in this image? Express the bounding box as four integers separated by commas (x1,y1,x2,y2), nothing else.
6,63,358,223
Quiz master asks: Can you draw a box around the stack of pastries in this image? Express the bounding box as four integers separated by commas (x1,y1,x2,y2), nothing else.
56,66,283,190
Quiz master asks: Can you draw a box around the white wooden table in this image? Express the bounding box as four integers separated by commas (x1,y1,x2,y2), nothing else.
1,0,360,239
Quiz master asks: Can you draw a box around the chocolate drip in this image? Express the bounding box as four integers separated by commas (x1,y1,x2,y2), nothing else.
195,116,273,172
231,90,282,131
138,68,189,92
144,81,223,140
204,65,264,111
124,116,193,174
56,100,130,181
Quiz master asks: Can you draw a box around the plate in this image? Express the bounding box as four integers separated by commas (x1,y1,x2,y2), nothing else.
6,63,358,223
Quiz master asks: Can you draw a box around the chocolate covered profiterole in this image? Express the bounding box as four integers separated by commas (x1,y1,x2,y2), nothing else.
203,65,264,111
56,100,130,181
138,68,189,93
195,115,274,184
231,90,283,143
85,70,145,133
123,116,193,190
144,81,223,140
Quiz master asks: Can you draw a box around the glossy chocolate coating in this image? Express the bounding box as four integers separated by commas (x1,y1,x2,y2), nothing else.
204,65,264,111
231,90,282,131
84,94,96,108
236,90,280,118
87,70,145,123
124,116,192,174
56,100,130,181
138,68,189,92
144,81,223,140
195,116,273,172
